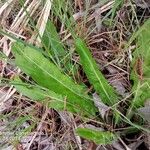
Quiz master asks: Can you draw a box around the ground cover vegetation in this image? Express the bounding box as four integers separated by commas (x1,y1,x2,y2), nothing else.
0,0,150,149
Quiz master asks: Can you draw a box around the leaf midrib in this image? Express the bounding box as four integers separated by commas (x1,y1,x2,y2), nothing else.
78,44,110,100
18,49,91,102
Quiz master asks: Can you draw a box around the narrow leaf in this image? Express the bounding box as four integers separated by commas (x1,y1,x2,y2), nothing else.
75,38,119,106
76,128,117,145
110,0,124,25
12,42,97,117
42,20,75,73
42,20,66,57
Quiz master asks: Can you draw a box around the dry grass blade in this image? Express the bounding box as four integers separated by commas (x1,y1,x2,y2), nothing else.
35,0,52,46
0,0,14,16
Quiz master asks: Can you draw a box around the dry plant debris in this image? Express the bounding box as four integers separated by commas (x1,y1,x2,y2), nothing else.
0,0,150,150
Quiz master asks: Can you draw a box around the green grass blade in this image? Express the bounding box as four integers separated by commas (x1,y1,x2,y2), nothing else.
75,38,119,106
11,42,97,117
76,128,117,145
110,0,123,25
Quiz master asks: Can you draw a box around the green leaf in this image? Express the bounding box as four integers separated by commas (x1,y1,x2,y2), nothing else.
110,0,124,25
12,77,66,111
76,128,117,145
12,42,97,117
0,51,7,59
42,20,75,73
75,38,119,106
130,19,150,108
9,116,31,130
42,20,66,57
14,124,35,140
